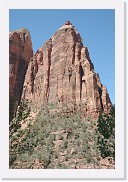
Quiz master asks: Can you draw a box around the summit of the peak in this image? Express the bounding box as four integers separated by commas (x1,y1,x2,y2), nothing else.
64,21,72,25
58,21,79,33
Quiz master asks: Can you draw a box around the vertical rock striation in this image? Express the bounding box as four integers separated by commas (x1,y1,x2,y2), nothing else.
22,21,111,115
9,28,33,103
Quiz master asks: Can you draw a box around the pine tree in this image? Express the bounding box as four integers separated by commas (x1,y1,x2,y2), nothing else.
96,105,115,159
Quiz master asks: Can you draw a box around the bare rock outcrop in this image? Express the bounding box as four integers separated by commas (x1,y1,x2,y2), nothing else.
9,28,33,103
22,21,111,115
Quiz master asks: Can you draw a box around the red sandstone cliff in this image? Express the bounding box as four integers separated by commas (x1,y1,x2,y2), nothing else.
9,28,33,103
21,22,111,115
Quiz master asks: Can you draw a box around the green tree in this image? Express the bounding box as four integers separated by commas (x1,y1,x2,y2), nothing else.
96,105,115,159
9,99,30,166
16,99,30,121
9,99,30,135
9,95,17,122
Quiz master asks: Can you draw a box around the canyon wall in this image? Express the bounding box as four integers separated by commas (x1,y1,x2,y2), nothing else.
9,28,33,103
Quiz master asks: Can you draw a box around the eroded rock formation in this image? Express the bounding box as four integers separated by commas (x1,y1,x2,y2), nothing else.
9,28,33,103
22,21,111,115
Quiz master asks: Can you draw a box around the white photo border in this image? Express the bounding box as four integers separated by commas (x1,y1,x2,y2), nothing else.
0,0,124,179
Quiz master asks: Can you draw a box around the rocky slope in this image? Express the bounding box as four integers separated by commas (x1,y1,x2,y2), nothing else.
9,28,33,104
9,103,115,169
22,21,111,116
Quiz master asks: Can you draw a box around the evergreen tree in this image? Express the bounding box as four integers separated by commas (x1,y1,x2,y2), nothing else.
9,95,17,122
9,99,30,166
96,105,115,159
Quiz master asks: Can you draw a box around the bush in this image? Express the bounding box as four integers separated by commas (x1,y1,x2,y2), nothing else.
54,152,59,159
64,140,68,149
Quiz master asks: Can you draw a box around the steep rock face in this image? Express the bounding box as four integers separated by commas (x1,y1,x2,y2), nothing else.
22,22,111,115
9,28,33,103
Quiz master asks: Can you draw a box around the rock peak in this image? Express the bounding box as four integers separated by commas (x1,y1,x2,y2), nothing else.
9,28,33,103
21,23,112,116
10,28,30,35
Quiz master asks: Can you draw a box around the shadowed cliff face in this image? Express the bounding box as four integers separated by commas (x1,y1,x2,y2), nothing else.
9,28,33,104
21,22,111,115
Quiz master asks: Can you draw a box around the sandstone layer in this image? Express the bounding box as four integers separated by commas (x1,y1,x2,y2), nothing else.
22,22,111,115
9,28,33,103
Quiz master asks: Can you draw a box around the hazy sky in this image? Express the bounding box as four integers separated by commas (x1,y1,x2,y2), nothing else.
9,9,115,104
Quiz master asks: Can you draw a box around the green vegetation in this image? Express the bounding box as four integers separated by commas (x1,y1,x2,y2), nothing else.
9,99,30,135
9,99,30,166
96,105,115,159
9,102,115,169
9,95,17,122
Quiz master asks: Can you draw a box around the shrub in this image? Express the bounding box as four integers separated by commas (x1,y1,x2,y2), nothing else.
65,156,68,161
57,134,63,140
86,157,91,164
54,152,59,159
64,140,68,149
76,139,81,147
